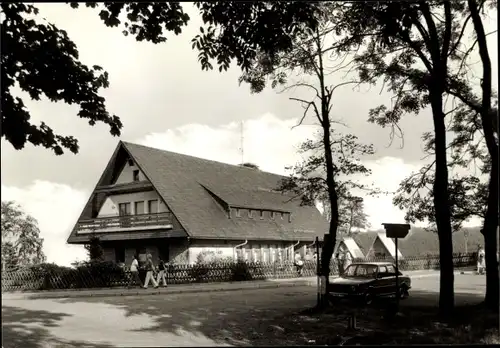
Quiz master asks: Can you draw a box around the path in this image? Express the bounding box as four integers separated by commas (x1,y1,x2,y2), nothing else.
2,273,486,347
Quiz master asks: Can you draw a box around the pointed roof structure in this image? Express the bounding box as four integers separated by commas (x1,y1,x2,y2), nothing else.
67,141,329,243
368,233,404,259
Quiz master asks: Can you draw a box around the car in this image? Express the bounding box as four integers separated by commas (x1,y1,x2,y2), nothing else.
327,262,411,305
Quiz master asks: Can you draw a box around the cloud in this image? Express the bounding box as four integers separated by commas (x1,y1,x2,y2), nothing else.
1,181,88,266
138,114,431,229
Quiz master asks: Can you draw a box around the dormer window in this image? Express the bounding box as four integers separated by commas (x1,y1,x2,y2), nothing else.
248,210,254,218
132,170,140,182
259,210,264,219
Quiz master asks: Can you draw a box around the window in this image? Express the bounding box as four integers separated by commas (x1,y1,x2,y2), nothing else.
132,170,140,182
115,247,125,263
259,210,264,219
271,211,276,220
235,208,241,217
386,265,396,275
127,159,134,167
118,203,131,216
134,201,145,215
280,212,284,219
248,210,254,218
148,200,158,214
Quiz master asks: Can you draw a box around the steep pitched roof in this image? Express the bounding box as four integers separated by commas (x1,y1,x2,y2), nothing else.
70,141,328,242
372,233,404,259
339,237,365,259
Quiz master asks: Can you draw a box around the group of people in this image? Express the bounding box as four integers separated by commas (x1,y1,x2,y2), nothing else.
128,253,168,289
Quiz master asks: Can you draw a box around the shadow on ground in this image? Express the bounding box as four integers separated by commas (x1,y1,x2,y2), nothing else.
48,287,498,346
2,306,115,348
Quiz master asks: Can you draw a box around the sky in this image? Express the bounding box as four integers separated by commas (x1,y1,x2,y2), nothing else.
1,4,497,266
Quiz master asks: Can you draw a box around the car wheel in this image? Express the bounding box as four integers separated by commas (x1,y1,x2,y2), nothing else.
363,291,374,305
399,285,409,299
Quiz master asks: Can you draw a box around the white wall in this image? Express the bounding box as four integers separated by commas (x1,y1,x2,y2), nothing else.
188,245,235,264
97,191,168,217
115,161,147,184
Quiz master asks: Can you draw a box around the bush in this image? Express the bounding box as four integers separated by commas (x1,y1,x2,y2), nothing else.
72,261,126,288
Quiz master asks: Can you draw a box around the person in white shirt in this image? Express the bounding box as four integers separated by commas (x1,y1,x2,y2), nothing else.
477,245,486,275
127,255,142,288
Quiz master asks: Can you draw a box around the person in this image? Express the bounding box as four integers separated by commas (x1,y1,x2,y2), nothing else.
477,245,485,275
156,257,168,287
143,253,159,289
127,254,142,288
343,251,353,273
336,250,345,275
294,252,304,277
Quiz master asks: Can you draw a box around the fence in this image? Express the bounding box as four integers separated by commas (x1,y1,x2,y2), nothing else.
1,253,475,292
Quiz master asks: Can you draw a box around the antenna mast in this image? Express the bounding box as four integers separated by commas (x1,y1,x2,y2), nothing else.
240,121,244,164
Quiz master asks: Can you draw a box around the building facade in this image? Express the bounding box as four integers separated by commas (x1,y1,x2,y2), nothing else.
67,141,329,265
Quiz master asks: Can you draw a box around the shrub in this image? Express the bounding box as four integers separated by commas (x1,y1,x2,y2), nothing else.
72,261,126,288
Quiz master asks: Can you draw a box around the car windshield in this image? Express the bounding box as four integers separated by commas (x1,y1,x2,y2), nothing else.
344,264,378,278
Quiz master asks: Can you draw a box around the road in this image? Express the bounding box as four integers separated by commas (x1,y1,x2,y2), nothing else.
2,274,486,347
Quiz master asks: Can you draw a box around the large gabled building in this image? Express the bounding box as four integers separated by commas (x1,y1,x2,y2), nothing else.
67,141,329,265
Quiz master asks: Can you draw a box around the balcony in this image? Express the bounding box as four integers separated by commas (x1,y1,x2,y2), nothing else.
76,212,173,234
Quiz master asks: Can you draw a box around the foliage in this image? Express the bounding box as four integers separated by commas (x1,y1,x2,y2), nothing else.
1,201,46,267
84,235,104,262
2,242,18,271
2,2,318,155
280,132,376,208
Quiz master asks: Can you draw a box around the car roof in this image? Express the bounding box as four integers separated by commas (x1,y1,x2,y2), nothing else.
350,262,395,266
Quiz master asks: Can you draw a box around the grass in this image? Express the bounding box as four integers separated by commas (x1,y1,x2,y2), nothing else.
270,300,499,345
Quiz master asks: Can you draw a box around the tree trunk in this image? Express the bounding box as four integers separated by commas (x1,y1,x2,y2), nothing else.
320,122,339,290
482,157,499,309
430,89,455,315
467,0,499,309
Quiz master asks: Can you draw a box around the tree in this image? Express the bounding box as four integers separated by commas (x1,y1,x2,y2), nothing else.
2,242,18,271
84,235,104,262
341,196,369,235
394,99,498,307
1,201,46,267
325,1,499,315
465,0,499,309
323,196,370,235
1,2,318,155
237,3,380,303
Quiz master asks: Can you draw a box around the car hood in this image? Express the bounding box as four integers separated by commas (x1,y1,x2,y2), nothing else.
330,277,374,285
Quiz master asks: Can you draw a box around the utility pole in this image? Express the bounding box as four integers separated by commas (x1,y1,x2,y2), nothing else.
240,121,244,164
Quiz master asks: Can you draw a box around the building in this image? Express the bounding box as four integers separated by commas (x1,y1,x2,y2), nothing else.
67,141,329,265
335,236,365,259
365,233,404,260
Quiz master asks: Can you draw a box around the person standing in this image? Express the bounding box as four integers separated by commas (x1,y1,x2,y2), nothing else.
294,252,304,277
127,254,142,288
156,258,168,287
143,253,159,289
344,251,353,273
477,245,486,275
336,250,345,275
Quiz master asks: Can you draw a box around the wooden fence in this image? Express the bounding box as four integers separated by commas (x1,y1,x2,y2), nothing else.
1,253,475,292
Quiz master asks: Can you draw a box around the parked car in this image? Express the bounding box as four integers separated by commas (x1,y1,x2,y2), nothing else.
328,262,411,305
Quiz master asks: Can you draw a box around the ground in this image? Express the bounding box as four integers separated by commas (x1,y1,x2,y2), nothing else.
2,274,497,347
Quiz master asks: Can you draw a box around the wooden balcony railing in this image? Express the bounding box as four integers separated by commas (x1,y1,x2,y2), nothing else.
77,212,173,233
